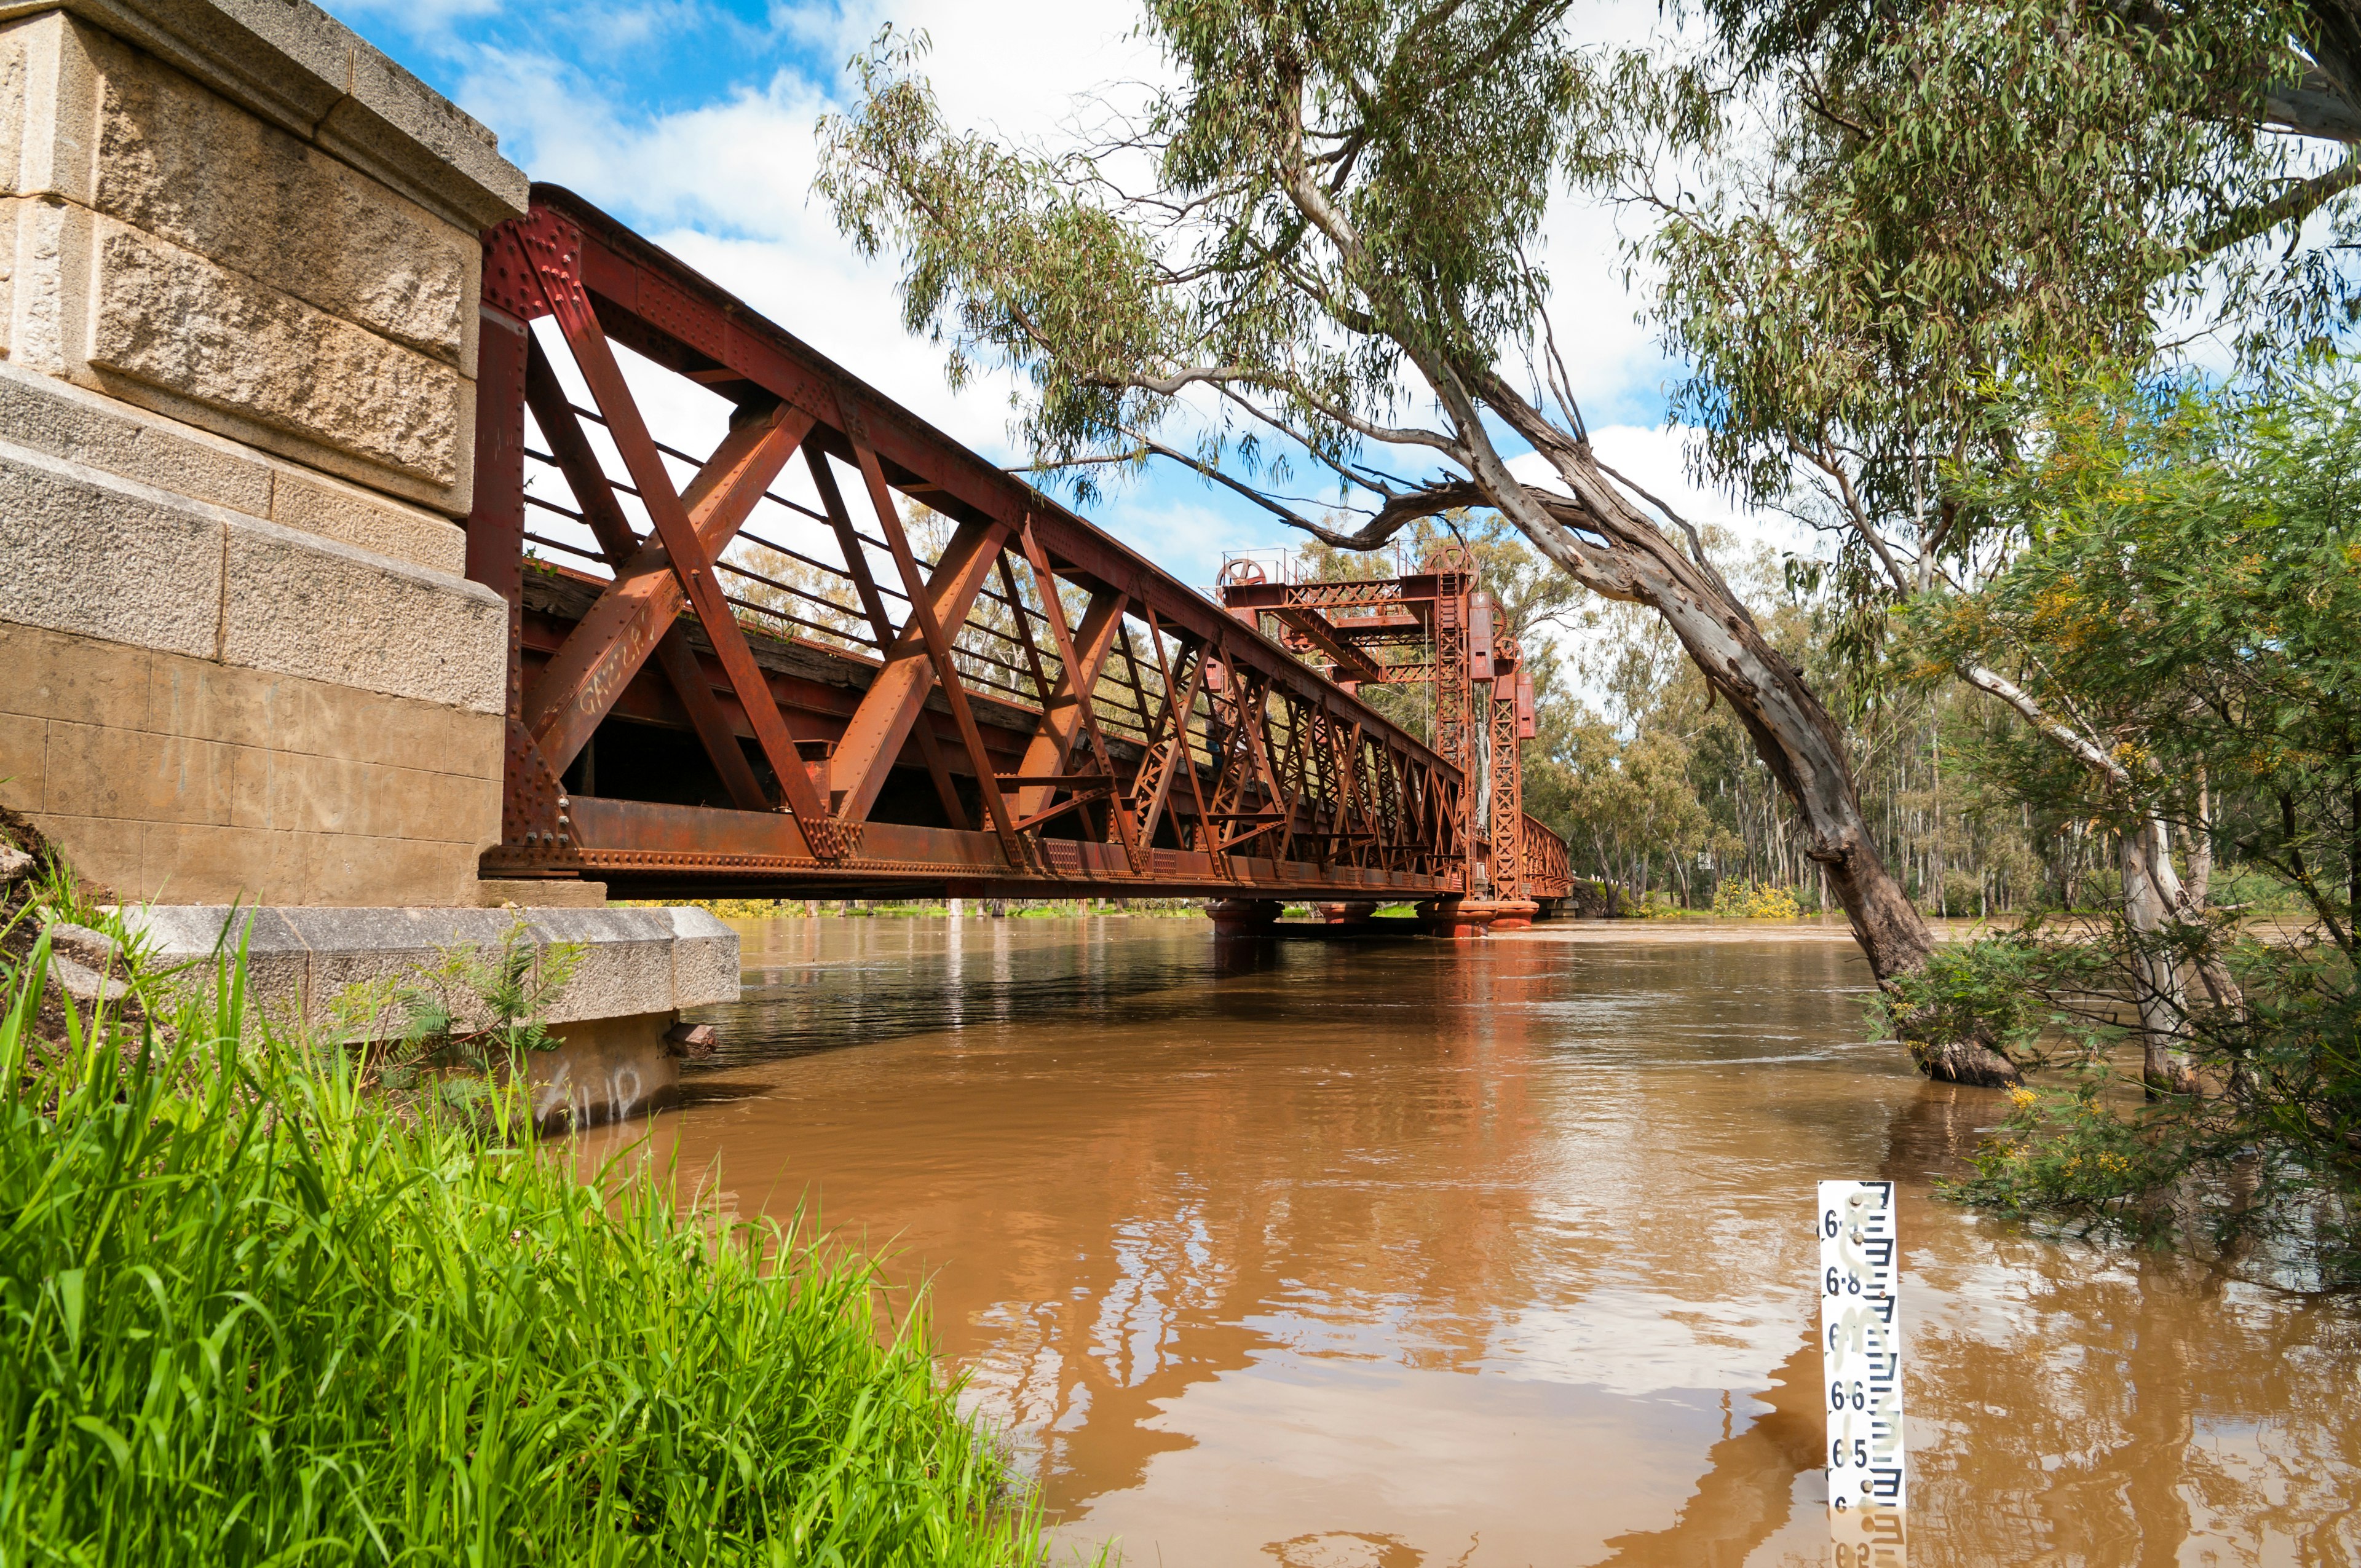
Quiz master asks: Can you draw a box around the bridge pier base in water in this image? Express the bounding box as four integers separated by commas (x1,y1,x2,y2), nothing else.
1204,899,1286,938
1418,897,1495,940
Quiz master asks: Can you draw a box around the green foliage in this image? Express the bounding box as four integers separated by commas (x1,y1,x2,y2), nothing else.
1953,1075,2194,1225
1913,368,2361,945
1861,366,2361,1275
1931,931,2361,1285
816,7,1707,497
0,939,1052,1565
1869,928,2112,1070
1657,0,2352,656
324,919,585,1122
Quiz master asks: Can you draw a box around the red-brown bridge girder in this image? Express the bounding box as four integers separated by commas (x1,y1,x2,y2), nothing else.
469,186,1471,898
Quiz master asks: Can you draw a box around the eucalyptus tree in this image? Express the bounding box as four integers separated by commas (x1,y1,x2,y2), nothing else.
814,6,2022,1080
1649,3,2361,1056
1658,0,2359,627
1909,374,2361,1232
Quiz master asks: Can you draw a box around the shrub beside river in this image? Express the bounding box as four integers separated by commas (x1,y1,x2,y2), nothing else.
0,907,1047,1564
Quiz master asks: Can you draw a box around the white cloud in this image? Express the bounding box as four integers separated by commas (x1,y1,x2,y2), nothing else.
434,2,1167,462
1509,429,1808,559
382,0,1754,584
1091,497,1273,592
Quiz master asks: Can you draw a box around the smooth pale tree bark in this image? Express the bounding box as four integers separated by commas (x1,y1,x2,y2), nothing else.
1961,663,2246,1092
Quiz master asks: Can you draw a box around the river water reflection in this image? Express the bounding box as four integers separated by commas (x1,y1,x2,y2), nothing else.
591,916,2360,1566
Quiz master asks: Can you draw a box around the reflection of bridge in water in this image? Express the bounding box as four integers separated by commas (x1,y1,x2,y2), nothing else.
470,187,1567,927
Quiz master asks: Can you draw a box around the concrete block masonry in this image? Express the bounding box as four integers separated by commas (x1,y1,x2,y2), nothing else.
0,4,520,511
0,0,523,907
116,905,740,1128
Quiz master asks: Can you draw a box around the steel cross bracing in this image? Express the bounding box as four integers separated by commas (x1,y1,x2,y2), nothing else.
1216,561,1572,904
465,186,1473,900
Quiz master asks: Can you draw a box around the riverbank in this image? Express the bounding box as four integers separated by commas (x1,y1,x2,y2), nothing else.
0,870,1053,1564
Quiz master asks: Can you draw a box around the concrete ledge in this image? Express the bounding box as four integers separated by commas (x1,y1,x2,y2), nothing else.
116,904,742,1027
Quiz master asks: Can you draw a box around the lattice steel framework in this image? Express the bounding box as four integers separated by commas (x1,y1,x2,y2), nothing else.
465,187,1474,899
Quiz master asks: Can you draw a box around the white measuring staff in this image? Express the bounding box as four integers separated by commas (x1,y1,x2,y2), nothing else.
1820,1180,1906,1564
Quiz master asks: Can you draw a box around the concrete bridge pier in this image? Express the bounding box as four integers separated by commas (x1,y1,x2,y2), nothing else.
1484,900,1541,931
1418,897,1498,940
0,0,735,1122
1204,898,1284,939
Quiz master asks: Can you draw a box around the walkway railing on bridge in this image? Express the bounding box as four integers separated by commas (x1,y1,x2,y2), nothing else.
467,186,1560,903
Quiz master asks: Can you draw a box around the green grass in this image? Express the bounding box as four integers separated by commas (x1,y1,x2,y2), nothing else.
0,931,1054,1566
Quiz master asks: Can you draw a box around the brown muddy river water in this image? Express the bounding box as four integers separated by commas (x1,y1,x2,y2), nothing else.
581,916,2360,1566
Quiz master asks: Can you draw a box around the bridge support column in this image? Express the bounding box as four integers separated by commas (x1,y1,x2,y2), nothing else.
1314,900,1378,926
1204,898,1284,938
0,0,530,911
1417,897,1497,940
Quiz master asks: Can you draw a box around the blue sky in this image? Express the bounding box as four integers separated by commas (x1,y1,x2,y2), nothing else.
325,0,1750,588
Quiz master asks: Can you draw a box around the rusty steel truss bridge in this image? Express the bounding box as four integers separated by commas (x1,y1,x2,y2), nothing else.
465,187,1570,920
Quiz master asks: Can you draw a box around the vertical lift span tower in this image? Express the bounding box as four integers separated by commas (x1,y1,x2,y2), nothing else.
1216,546,1566,935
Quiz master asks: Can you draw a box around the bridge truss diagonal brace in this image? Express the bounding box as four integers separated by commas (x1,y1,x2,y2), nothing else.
502,216,841,846
821,408,1014,845
520,338,771,814
803,446,972,832
1011,520,1139,869
839,410,1026,862
518,376,817,801
1131,614,1208,856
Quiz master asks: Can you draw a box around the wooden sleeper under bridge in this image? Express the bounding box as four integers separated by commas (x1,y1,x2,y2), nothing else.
466,186,1569,931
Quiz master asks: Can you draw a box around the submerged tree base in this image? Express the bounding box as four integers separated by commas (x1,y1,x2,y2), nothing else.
1910,1032,2025,1088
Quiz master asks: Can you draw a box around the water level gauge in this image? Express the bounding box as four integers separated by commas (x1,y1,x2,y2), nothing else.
1821,1180,1905,1565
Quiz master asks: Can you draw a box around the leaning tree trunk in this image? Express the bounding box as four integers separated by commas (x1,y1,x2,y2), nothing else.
1444,401,2020,1087
2120,818,2197,1095
1612,538,2020,1085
